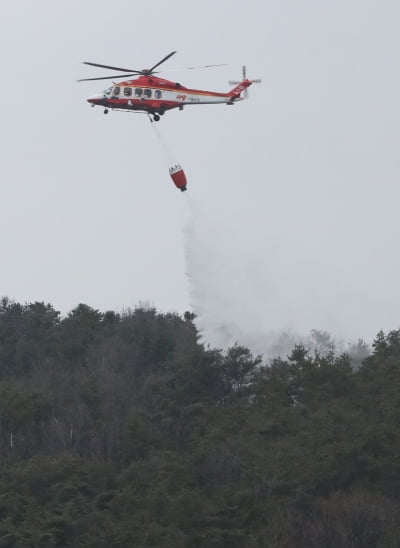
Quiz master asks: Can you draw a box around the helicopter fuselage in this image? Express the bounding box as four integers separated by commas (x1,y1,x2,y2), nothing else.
86,74,252,119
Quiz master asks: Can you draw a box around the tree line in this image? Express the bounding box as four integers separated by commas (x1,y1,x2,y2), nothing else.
0,296,399,547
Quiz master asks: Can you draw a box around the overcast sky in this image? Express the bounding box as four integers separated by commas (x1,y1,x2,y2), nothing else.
1,1,399,351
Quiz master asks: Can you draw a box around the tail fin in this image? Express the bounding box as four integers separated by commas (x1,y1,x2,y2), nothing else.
228,79,253,100
228,66,261,101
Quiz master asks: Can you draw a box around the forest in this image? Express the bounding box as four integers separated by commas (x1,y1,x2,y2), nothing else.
0,296,399,547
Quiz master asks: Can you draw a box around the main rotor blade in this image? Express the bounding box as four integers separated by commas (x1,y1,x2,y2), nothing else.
83,61,142,73
186,63,228,70
148,50,177,73
159,63,228,74
77,74,137,82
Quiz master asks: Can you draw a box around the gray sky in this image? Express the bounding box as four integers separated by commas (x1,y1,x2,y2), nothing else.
1,1,399,350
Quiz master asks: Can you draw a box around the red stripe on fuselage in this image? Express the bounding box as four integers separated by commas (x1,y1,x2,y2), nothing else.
115,77,230,98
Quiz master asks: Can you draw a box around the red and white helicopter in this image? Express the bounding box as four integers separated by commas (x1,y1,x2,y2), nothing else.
79,51,260,121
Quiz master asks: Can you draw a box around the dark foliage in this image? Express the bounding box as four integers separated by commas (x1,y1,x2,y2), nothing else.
0,298,399,546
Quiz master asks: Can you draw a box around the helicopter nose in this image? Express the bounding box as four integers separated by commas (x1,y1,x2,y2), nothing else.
86,93,103,104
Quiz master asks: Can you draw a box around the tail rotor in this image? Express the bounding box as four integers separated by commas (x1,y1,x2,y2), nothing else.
229,66,261,98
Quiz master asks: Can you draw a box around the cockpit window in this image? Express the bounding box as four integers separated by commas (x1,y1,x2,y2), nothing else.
103,87,112,96
135,88,143,97
113,87,120,96
124,87,132,96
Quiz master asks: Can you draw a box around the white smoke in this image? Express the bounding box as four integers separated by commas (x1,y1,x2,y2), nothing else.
183,186,395,360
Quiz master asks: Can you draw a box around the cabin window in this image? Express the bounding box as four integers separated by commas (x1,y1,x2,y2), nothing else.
144,89,152,98
124,87,132,96
135,88,143,97
113,87,120,96
155,90,162,99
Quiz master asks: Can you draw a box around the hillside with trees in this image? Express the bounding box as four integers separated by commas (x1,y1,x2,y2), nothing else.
0,297,399,547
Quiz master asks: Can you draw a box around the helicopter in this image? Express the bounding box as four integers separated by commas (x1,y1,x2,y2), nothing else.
78,51,260,121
